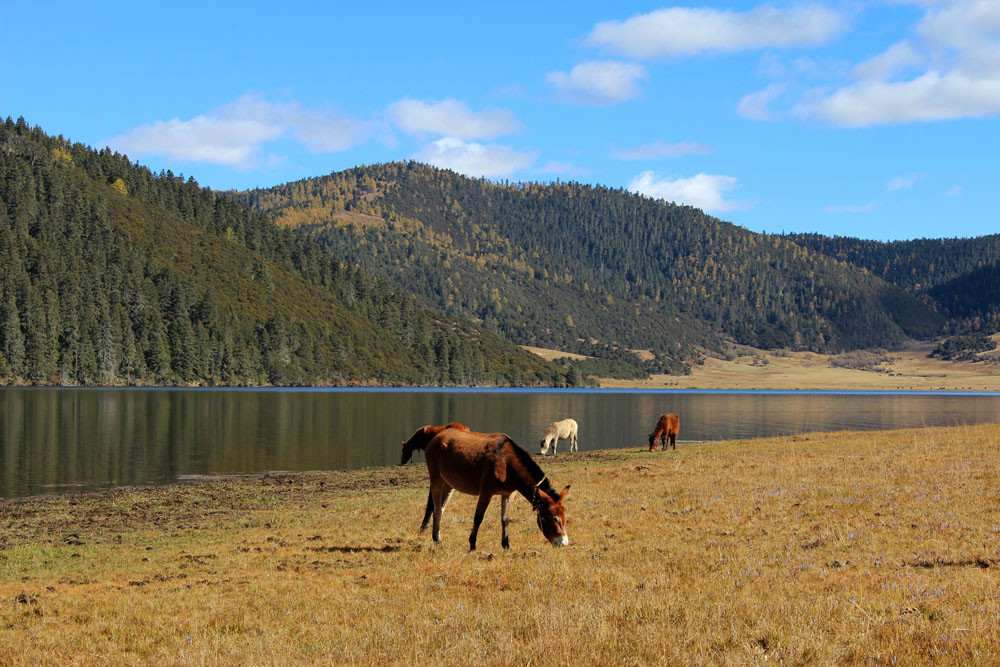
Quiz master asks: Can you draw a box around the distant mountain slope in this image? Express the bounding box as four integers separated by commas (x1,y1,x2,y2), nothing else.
787,233,1000,332
236,162,942,361
0,119,570,386
785,233,1000,291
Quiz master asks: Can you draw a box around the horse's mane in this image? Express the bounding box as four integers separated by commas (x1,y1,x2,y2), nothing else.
495,435,559,500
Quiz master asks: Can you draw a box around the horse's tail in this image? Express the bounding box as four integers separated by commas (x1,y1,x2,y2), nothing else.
419,488,434,533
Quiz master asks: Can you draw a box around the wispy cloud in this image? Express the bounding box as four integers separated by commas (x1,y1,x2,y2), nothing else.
105,94,367,169
737,83,788,121
946,185,964,197
587,4,846,59
628,171,749,213
547,61,647,105
823,202,878,213
612,140,714,160
413,137,536,178
885,174,921,191
535,160,588,176
387,98,521,140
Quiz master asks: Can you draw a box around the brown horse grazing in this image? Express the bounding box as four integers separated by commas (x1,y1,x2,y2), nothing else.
400,422,470,465
420,429,570,550
648,413,680,451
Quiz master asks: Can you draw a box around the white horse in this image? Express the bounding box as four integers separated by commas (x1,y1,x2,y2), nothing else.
539,418,578,455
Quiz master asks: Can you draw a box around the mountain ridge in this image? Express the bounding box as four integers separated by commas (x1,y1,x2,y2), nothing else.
235,161,947,366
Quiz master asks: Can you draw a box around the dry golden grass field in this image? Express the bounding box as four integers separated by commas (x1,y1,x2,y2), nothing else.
3,424,1000,666
525,336,1000,392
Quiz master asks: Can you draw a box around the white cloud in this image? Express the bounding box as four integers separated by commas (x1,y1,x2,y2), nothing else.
387,98,521,140
805,1,1000,126
813,70,1000,126
917,0,1000,49
853,41,925,81
885,174,921,191
946,185,964,196
628,171,749,213
413,137,536,178
547,61,647,105
105,94,366,169
587,5,845,59
283,103,369,152
823,202,878,213
612,140,714,160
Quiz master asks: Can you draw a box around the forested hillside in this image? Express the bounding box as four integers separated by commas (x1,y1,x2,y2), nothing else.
788,234,1000,332
236,162,941,366
0,119,571,386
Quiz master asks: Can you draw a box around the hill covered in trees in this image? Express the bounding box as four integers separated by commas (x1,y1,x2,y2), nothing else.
787,233,1000,333
0,119,572,386
236,162,943,369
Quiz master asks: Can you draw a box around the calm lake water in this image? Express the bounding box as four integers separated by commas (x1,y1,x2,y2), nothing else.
2,388,999,500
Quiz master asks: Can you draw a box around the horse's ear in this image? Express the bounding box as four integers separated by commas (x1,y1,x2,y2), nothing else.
559,485,570,501
536,487,554,504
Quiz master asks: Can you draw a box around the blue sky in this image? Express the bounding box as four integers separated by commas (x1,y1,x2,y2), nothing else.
2,0,997,240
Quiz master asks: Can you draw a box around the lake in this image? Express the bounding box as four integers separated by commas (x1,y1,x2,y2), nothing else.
2,388,999,500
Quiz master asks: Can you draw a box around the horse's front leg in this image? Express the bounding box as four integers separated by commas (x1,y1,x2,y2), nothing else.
469,492,493,551
500,494,511,549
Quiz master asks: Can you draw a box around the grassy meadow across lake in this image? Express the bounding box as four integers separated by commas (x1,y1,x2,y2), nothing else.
3,423,1000,666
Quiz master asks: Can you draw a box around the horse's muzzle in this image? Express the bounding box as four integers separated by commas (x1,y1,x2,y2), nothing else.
551,535,569,547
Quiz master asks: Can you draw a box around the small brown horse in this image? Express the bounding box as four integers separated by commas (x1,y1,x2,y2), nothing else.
421,429,570,550
400,422,470,465
649,413,680,451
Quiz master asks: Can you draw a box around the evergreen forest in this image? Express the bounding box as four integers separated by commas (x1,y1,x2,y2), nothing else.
4,120,998,388
0,119,573,386
236,162,948,371
787,233,1000,333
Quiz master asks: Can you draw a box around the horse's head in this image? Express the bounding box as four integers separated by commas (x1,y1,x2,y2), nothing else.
539,438,549,455
647,432,655,450
401,423,471,464
532,485,570,547
400,426,435,465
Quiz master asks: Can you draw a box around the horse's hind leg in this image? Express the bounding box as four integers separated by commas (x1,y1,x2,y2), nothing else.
500,494,512,549
419,488,434,533
572,430,578,452
469,492,493,551
431,483,453,544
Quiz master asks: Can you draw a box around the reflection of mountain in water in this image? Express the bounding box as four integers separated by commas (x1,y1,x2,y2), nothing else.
3,389,999,500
